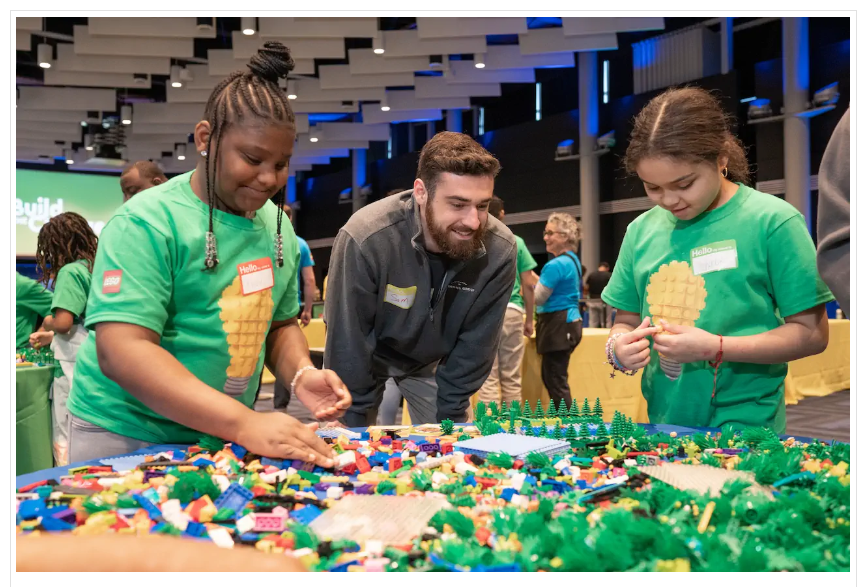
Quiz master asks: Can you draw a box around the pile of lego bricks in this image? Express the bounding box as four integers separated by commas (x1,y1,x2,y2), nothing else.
14,420,850,572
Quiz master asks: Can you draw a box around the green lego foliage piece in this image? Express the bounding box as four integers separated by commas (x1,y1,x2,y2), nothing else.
500,399,508,415
553,426,564,440
486,452,514,469
565,424,578,441
457,433,471,441
526,452,550,468
538,425,548,438
534,399,544,419
579,422,591,439
557,399,568,417
212,507,237,522
411,469,433,492
448,493,477,508
596,422,609,438
569,399,579,418
508,420,516,435
440,419,455,436
522,400,532,418
291,522,320,550
474,401,486,422
197,434,226,453
375,480,396,494
511,400,521,412
581,397,591,416
489,402,499,418
546,401,557,417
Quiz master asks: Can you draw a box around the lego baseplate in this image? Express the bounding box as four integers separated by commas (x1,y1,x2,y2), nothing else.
316,426,361,440
453,433,572,459
637,464,775,498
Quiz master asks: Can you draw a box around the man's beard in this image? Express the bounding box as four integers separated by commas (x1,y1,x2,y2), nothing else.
424,198,486,261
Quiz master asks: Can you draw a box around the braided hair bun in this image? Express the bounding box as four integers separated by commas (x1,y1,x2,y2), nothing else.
247,41,295,84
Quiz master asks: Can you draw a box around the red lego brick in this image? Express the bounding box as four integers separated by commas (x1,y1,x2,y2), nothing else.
440,443,453,454
355,455,371,474
388,458,403,471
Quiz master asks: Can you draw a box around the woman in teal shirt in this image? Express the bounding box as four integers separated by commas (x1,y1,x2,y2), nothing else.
534,212,583,410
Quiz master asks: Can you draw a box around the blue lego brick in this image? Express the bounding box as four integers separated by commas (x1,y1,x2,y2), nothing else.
229,444,248,460
329,560,355,572
191,458,216,468
474,563,522,572
184,521,206,537
464,476,477,487
133,494,163,519
260,457,283,468
289,505,323,526
368,453,390,467
18,499,46,520
213,483,254,514
39,515,76,532
35,485,54,499
499,488,517,501
239,532,261,541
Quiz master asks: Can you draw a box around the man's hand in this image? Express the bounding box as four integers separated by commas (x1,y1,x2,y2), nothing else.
523,319,534,338
300,309,312,327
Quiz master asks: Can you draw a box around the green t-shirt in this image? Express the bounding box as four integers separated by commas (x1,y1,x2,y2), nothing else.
509,235,538,309
51,259,92,324
68,171,301,444
15,272,53,349
602,184,834,434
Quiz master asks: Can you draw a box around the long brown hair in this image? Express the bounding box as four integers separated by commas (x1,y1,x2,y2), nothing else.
35,212,98,286
625,87,750,185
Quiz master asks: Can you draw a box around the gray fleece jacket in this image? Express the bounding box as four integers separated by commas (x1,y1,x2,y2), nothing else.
816,108,850,317
324,190,517,425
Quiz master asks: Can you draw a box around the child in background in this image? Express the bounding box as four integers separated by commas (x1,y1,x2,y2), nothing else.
33,212,98,465
602,87,833,434
15,271,53,350
66,42,350,464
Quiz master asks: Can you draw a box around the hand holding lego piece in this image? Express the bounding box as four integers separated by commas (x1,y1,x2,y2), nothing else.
613,316,659,371
652,320,721,365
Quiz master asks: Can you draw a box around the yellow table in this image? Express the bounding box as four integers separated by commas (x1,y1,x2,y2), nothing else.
290,318,848,425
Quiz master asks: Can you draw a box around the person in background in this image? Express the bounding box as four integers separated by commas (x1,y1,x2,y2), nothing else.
585,262,613,328
120,161,168,202
272,204,317,415
15,272,53,350
32,212,99,466
66,42,349,464
534,213,584,410
816,108,850,318
477,196,537,410
603,87,831,434
326,132,517,426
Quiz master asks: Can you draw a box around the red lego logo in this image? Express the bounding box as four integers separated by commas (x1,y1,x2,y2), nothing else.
102,270,122,294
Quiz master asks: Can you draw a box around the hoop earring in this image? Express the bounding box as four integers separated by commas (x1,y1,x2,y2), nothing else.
722,167,728,178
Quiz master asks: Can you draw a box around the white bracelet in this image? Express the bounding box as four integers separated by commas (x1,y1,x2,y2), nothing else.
290,365,318,396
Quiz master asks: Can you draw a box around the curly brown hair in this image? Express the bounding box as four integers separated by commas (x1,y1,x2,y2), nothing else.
624,87,750,185
35,212,98,286
417,131,501,197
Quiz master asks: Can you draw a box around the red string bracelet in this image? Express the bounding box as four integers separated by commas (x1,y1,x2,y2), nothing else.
709,335,723,398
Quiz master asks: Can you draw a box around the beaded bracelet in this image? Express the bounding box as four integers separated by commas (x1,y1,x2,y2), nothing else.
291,365,319,396
605,333,639,378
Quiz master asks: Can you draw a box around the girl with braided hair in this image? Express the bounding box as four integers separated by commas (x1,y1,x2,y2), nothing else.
66,42,350,465
31,211,98,465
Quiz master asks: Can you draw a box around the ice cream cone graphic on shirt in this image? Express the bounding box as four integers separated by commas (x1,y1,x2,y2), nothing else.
646,261,707,380
218,275,274,396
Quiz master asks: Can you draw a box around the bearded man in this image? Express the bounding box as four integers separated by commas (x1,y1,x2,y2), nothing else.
324,131,517,426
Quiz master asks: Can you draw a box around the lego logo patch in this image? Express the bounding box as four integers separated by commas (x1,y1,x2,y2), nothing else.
102,270,122,294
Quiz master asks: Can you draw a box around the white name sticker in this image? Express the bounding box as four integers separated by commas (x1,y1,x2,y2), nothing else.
690,240,738,276
385,284,417,310
237,257,275,296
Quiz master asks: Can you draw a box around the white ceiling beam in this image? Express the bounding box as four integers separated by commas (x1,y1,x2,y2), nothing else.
73,25,194,58
87,17,217,38
166,87,213,103
414,77,500,99
291,101,360,114
561,17,664,36
348,49,430,75
381,30,487,58
133,102,203,124
17,109,88,124
18,86,117,111
445,62,535,84
416,17,527,38
386,90,470,112
43,69,152,89
518,29,618,55
294,78,385,102
16,30,30,51
208,48,316,76
318,122,390,142
484,44,575,69
259,17,378,38
56,43,171,75
361,106,443,125
16,17,41,31
319,65,413,90
231,32,345,60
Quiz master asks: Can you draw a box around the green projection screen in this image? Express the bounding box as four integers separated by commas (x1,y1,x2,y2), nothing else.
16,169,123,256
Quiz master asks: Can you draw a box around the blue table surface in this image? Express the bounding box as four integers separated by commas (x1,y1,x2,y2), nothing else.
15,423,822,490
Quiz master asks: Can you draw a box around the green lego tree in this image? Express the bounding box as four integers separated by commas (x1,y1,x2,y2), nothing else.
581,398,591,416
596,422,609,438
534,399,544,419
522,400,532,418
538,425,548,437
552,426,564,440
511,400,521,412
489,402,499,418
579,421,591,439
593,398,603,420
569,399,579,419
501,400,508,416
565,424,578,442
558,399,569,418
508,420,516,435
474,401,486,423
546,401,557,417
440,419,454,436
